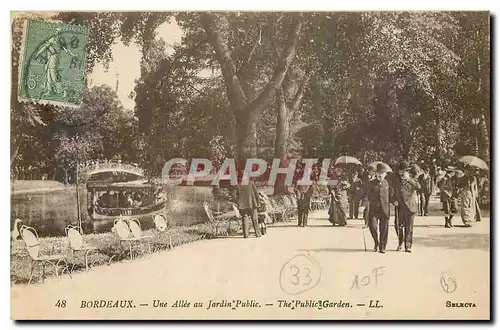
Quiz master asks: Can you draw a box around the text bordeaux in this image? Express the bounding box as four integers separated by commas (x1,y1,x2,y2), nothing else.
80,300,135,308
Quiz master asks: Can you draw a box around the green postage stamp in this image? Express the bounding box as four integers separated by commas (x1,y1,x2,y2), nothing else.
17,19,90,107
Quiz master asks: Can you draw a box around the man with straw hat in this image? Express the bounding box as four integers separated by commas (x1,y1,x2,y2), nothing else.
394,161,421,253
362,163,393,254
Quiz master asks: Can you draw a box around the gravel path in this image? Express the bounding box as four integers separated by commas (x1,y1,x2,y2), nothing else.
11,198,490,320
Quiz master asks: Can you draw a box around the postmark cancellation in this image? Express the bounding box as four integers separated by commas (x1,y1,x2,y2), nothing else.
17,19,90,108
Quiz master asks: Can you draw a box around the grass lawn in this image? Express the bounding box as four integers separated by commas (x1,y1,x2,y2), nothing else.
11,180,66,192
10,223,212,285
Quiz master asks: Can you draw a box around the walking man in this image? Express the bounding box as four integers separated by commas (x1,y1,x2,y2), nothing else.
437,167,457,228
418,165,433,216
232,179,262,238
294,183,315,227
394,161,421,253
349,170,363,219
362,165,377,226
363,163,393,254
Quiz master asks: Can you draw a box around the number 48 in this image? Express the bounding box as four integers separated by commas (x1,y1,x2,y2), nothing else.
55,300,67,308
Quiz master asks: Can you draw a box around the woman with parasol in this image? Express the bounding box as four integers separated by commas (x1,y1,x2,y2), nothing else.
327,168,350,226
327,156,361,226
456,167,475,227
457,155,489,226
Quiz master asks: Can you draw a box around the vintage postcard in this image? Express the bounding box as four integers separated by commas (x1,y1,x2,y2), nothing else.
10,11,490,320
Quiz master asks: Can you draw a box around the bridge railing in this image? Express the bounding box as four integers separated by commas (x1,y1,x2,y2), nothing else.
79,161,145,179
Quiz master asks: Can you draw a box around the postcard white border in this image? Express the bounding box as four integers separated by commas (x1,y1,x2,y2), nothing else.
2,0,498,329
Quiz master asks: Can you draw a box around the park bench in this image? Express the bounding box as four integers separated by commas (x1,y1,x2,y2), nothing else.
203,202,237,238
268,198,288,222
282,195,297,221
65,225,101,272
20,225,71,284
152,214,173,251
230,203,244,234
111,218,153,260
310,196,328,211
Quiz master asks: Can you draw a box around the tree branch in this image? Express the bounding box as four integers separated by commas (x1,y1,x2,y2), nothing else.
237,27,261,73
290,71,310,112
200,13,248,110
247,13,303,118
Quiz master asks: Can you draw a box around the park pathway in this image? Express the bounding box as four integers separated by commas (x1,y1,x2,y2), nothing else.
11,195,490,320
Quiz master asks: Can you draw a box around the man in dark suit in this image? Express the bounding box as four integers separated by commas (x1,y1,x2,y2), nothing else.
232,179,262,238
349,170,363,219
362,165,377,226
294,183,315,227
363,163,393,254
417,165,433,216
438,167,457,228
394,161,421,253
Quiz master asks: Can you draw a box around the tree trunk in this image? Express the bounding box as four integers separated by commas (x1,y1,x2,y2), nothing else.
10,135,24,166
273,73,309,195
274,88,289,159
435,116,445,160
475,37,490,163
479,112,489,162
252,121,258,156
235,112,258,159
76,166,81,227
273,88,289,195
63,169,69,185
200,13,302,160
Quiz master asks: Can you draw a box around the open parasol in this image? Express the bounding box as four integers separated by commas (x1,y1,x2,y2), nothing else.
458,155,489,170
335,156,362,166
367,161,393,173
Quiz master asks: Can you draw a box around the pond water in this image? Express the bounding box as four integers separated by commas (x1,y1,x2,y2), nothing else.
11,185,217,237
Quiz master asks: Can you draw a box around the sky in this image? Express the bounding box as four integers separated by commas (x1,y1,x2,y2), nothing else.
88,19,184,110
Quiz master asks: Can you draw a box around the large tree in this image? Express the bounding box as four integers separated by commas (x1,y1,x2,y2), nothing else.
13,11,490,182
301,12,464,163
197,12,303,160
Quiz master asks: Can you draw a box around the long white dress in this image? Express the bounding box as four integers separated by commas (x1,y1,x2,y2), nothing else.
460,179,476,227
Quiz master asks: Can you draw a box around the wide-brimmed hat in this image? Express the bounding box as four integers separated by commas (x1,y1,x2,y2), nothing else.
376,163,390,173
445,166,457,172
398,161,411,172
